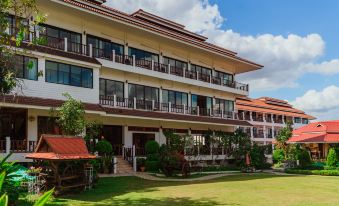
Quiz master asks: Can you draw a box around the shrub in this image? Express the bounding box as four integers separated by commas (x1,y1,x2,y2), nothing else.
286,169,339,176
249,144,268,169
327,148,337,167
137,158,146,167
145,161,160,172
145,140,160,154
273,149,285,163
95,140,113,155
295,148,311,168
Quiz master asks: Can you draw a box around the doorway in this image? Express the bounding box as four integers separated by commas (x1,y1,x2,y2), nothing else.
101,125,123,155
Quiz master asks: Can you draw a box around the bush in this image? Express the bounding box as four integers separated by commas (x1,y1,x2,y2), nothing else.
145,161,160,172
286,169,339,176
145,140,160,154
327,148,337,167
295,148,312,168
95,140,113,155
273,149,285,163
249,144,268,169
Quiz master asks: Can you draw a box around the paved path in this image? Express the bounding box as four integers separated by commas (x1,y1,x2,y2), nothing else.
98,170,291,182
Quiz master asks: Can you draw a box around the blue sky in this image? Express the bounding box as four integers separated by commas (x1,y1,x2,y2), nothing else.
211,0,339,100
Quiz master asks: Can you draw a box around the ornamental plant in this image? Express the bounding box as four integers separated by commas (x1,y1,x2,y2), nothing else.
327,148,337,168
145,140,160,172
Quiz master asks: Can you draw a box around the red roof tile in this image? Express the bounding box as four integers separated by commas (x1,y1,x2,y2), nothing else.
288,121,339,143
26,135,96,160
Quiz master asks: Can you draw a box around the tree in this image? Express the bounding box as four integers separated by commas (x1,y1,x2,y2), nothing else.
275,121,293,159
52,93,86,136
0,0,46,95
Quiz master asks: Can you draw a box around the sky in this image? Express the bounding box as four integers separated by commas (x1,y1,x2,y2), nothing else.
104,0,339,121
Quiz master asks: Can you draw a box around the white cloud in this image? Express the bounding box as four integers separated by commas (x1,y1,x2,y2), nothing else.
105,0,339,92
291,85,339,121
105,0,223,33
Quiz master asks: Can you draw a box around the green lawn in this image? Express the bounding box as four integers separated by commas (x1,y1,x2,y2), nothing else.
22,173,339,206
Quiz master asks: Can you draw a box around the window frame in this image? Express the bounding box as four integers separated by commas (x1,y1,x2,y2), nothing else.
128,47,159,62
162,89,188,106
128,83,159,102
14,55,38,81
45,60,93,89
99,78,124,98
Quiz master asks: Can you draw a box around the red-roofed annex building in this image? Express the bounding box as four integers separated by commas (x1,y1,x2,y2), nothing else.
0,0,298,163
236,97,315,146
288,121,339,159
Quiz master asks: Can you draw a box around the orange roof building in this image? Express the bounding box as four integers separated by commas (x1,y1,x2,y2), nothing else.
236,97,315,145
287,121,339,159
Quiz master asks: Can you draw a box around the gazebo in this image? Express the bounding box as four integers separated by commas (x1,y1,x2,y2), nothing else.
288,121,339,159
26,135,96,193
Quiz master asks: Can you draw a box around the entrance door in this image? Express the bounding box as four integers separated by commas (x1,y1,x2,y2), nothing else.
101,125,123,155
133,133,155,156
0,108,27,140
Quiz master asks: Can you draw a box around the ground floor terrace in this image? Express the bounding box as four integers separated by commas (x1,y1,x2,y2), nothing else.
0,98,251,163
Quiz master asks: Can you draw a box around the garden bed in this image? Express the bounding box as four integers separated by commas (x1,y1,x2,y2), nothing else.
285,169,339,176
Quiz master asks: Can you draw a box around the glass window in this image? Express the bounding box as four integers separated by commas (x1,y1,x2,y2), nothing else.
162,90,168,104
128,84,159,101
58,63,70,85
162,89,188,106
191,64,212,76
163,57,187,70
87,35,124,56
13,55,38,80
215,70,234,83
128,47,159,62
99,78,124,98
45,61,93,88
214,98,234,112
70,66,81,87
46,61,58,83
191,95,198,107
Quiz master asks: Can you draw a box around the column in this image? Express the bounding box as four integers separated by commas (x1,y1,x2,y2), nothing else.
250,127,254,140
263,125,267,139
250,111,253,121
272,126,275,139
124,81,128,99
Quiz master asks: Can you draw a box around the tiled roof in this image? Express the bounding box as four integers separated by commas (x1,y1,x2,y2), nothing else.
2,95,252,127
60,0,262,68
288,121,339,143
26,135,96,160
236,97,315,120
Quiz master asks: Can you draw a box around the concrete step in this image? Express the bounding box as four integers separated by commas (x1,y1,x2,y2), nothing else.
116,156,134,174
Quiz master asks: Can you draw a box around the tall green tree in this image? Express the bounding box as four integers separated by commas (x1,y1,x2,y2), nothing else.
275,121,293,159
0,0,45,95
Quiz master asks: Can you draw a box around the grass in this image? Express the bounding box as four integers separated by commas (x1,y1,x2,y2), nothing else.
20,173,339,206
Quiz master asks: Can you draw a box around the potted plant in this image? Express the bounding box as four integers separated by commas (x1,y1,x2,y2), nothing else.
137,158,146,172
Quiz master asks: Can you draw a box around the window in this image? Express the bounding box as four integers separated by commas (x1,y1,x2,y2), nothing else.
162,89,188,106
191,64,212,76
99,78,124,98
45,61,93,88
302,118,309,124
294,117,301,123
128,47,159,62
38,24,82,51
163,57,187,70
215,70,233,84
5,15,29,38
87,35,124,58
128,84,159,101
14,55,38,80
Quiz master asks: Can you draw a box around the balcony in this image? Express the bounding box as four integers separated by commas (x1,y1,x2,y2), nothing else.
99,95,238,120
22,31,249,93
252,116,264,122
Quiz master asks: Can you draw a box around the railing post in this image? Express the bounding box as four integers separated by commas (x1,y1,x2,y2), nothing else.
133,157,137,172
89,44,93,57
133,97,137,109
168,102,171,112
168,64,171,74
209,75,212,83
152,100,155,110
196,71,199,80
5,137,10,154
36,30,40,38
29,32,33,42
113,94,117,107
113,157,117,174
151,60,154,70
183,104,186,114
132,55,136,67
132,145,136,157
122,146,125,159
197,106,200,116
112,50,116,62
232,112,235,119
64,37,68,52
221,109,224,118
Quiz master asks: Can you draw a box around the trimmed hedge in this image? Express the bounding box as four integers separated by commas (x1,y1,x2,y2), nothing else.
286,169,339,176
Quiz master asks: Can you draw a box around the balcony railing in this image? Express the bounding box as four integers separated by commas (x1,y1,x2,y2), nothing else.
18,31,249,92
0,138,36,153
99,95,239,120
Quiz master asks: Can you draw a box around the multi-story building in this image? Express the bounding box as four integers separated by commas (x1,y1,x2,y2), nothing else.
0,0,263,162
236,96,315,146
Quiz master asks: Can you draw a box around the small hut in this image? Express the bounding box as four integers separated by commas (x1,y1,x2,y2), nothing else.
26,135,96,193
